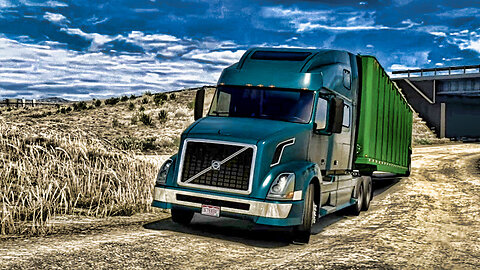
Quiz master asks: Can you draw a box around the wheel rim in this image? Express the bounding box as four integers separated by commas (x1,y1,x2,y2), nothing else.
311,201,317,226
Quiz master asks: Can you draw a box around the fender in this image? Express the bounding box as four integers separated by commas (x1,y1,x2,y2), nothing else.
261,160,321,200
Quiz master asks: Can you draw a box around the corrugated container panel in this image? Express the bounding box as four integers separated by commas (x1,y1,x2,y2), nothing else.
355,56,413,175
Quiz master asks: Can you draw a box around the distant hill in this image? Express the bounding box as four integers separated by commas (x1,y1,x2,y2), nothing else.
38,97,71,103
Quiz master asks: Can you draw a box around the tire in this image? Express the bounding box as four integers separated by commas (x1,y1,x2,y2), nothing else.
171,208,194,225
404,149,412,177
361,178,372,211
292,183,316,244
350,183,364,216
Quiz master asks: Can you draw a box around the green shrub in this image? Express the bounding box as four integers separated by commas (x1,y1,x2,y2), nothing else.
60,107,66,114
66,107,72,112
154,93,168,105
139,113,153,126
120,95,129,102
105,97,120,105
144,91,152,96
158,110,168,123
139,106,145,111
73,101,87,111
128,102,135,111
169,93,176,100
129,94,136,100
142,97,149,104
114,136,157,151
94,99,102,107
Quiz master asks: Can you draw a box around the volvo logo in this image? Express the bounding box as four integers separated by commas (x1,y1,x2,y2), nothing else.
211,160,221,170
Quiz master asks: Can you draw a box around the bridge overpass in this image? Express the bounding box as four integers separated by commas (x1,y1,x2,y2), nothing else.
392,65,480,140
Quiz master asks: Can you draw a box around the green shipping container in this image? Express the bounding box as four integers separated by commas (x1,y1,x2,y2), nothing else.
354,56,413,175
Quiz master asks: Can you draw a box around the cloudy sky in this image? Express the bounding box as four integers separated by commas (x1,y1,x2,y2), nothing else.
0,0,479,100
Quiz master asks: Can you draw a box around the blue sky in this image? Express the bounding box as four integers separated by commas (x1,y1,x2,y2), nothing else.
0,0,479,100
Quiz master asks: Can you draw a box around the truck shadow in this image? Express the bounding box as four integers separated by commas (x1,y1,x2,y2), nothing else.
143,177,401,248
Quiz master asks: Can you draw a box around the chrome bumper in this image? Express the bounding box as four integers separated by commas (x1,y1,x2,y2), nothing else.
153,187,292,219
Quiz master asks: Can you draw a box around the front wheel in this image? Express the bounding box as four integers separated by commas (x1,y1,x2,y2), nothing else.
171,208,194,225
292,183,316,244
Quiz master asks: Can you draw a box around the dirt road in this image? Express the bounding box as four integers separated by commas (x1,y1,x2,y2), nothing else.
2,143,480,269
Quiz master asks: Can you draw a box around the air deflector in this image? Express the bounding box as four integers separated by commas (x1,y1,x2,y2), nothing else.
251,51,311,61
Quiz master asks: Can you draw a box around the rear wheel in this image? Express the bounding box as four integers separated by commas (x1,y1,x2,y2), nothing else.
362,178,372,211
292,183,316,244
350,183,364,216
404,149,412,177
171,208,194,225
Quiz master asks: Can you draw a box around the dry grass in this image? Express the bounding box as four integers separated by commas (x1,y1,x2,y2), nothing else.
0,88,215,236
0,121,157,235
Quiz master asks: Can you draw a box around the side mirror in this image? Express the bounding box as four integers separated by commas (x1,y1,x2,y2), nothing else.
194,88,205,121
329,97,344,133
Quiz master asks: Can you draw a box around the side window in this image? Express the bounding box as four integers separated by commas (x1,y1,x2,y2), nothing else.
342,104,350,128
209,91,231,116
343,69,351,90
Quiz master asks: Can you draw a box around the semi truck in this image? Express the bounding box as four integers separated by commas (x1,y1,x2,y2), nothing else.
152,48,413,243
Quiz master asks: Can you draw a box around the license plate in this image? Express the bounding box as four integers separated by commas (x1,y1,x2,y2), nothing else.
201,205,220,217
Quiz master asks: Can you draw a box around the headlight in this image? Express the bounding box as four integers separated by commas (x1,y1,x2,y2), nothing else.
156,159,173,185
267,173,295,200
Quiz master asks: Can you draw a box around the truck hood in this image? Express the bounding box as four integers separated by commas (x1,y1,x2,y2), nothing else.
186,116,308,143
181,116,312,199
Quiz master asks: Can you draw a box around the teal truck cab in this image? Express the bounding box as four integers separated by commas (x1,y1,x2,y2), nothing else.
152,48,413,243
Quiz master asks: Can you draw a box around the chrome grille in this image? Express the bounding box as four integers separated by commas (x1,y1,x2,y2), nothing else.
179,140,255,193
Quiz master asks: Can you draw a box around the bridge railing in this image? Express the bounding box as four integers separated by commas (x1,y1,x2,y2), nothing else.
392,64,480,78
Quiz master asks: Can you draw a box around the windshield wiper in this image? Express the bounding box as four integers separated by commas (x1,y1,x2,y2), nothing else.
210,111,229,116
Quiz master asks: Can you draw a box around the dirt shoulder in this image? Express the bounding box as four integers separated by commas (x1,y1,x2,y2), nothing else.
2,144,480,269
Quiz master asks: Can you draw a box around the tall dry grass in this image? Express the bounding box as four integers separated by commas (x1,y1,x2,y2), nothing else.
0,122,157,235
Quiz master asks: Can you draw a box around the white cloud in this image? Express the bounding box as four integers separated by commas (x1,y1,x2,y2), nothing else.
446,29,480,54
390,64,419,71
43,12,69,25
429,31,447,37
183,50,246,64
60,28,114,51
261,6,416,33
437,8,480,18
0,35,243,100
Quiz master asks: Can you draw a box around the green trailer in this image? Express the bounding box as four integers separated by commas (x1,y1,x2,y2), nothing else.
355,56,413,175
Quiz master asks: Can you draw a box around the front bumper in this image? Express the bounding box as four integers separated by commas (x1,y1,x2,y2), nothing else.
152,187,304,226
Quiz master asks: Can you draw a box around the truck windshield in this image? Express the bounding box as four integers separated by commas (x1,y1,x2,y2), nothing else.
208,86,314,124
